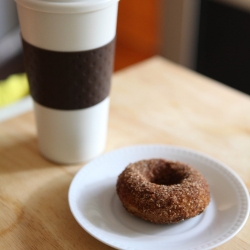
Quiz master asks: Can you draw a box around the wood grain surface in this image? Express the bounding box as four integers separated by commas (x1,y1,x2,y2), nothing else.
0,56,249,249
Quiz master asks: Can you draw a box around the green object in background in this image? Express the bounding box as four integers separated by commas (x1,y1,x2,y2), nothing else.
0,74,29,108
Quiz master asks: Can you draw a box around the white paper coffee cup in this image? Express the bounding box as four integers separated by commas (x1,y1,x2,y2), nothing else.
15,0,119,164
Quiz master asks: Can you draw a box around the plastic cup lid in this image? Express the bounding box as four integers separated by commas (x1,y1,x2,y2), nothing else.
15,0,119,13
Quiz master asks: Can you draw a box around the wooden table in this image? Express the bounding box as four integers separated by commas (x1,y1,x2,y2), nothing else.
0,56,249,249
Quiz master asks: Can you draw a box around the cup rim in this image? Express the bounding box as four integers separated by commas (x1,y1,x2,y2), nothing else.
15,0,119,13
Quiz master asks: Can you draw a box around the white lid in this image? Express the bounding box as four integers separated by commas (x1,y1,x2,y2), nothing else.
15,0,119,13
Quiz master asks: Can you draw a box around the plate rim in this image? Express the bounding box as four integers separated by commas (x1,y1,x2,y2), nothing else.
68,144,250,250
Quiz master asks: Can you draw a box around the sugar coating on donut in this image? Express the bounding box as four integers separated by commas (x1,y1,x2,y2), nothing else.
116,159,210,224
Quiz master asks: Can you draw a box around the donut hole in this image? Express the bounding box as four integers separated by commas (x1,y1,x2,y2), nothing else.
150,164,188,186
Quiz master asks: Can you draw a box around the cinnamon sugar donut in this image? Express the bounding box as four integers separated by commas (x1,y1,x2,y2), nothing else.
116,159,210,224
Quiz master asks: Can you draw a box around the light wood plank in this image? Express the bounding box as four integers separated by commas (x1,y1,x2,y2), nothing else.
0,56,249,249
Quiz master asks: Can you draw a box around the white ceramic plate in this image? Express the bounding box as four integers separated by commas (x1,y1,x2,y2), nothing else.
68,144,249,250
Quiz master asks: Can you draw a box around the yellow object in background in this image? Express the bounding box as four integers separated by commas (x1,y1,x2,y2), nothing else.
0,74,29,107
